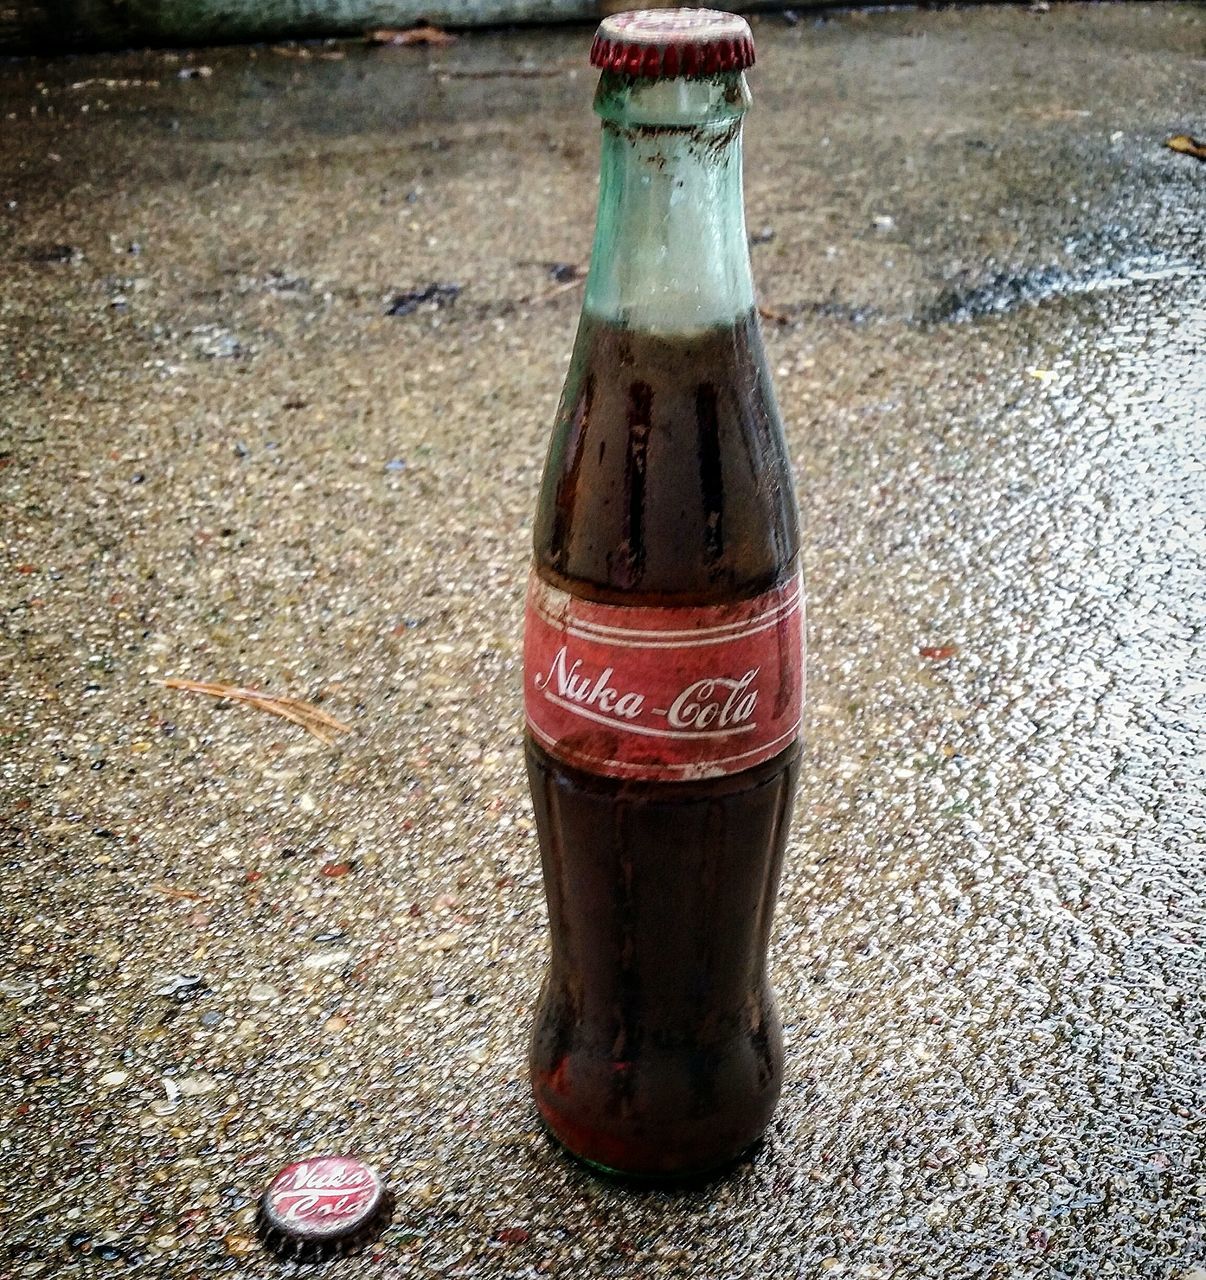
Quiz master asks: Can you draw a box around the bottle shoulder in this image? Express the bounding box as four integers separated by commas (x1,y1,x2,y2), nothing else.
533,311,800,605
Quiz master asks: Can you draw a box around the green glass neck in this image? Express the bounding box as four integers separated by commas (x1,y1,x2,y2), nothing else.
583,71,755,333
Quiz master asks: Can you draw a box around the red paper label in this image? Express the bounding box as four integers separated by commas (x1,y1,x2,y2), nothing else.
524,569,803,781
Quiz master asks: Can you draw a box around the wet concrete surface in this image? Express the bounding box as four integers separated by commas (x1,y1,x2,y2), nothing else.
2,3,1205,1276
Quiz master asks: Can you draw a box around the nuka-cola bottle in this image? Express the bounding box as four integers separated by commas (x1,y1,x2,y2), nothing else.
523,9,803,1179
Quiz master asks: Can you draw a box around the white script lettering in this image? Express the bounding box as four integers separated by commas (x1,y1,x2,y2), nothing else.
534,646,645,720
666,669,759,731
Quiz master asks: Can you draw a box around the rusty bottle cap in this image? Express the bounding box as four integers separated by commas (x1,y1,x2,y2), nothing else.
257,1155,391,1261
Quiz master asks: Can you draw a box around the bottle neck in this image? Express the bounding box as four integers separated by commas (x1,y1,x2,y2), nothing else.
583,72,755,333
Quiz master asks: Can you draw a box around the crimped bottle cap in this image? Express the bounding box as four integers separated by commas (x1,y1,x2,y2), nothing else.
257,1156,391,1261
590,8,755,80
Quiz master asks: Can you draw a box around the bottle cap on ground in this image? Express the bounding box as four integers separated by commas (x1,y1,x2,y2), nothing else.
257,1156,391,1261
590,8,755,79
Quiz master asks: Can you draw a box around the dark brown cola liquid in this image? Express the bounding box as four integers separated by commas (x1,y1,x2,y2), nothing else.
527,311,801,1178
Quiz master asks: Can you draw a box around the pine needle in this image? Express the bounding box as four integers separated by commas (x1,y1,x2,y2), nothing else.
156,677,353,744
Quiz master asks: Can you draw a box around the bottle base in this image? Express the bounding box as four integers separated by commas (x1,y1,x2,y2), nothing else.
534,1103,768,1186
530,1070,778,1177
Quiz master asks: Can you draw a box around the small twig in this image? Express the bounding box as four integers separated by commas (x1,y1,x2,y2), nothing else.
526,276,587,306
759,304,791,325
215,1105,242,1138
151,882,211,902
156,678,352,744
68,77,161,90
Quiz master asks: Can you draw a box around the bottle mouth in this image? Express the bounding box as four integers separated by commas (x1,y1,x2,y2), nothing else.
593,70,750,129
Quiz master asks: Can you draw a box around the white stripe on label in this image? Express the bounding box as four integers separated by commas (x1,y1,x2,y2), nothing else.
550,604,800,651
531,575,801,642
527,718,802,778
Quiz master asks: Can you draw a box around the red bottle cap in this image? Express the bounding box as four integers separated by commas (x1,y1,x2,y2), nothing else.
256,1155,391,1261
590,8,755,80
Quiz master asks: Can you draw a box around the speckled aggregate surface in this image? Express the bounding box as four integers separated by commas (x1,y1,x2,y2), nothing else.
1,4,1204,1277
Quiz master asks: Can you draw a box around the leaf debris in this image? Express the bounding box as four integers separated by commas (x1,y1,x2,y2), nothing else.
1165,134,1206,161
367,25,456,47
